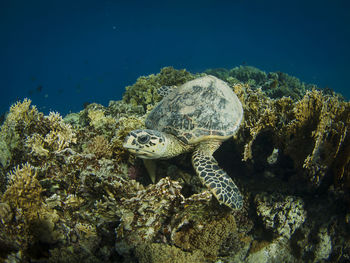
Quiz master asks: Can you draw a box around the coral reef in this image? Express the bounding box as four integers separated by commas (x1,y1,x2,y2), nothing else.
235,84,350,189
0,66,349,262
205,65,326,101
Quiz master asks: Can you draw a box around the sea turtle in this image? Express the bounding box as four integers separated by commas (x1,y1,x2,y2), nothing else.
123,75,244,209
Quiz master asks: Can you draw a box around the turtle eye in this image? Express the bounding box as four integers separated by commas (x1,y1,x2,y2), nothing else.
137,134,150,144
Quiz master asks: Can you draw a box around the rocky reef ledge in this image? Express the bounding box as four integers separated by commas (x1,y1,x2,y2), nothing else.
0,66,349,262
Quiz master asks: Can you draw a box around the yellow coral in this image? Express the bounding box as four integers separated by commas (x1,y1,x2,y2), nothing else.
235,84,279,161
46,111,63,127
25,133,49,156
25,112,77,155
0,99,42,159
75,222,97,238
2,163,43,219
1,163,64,253
6,98,40,127
239,86,349,187
46,112,77,150
88,109,116,130
64,194,85,209
243,106,278,160
275,89,350,184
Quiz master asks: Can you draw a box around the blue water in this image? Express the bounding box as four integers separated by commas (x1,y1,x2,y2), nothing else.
1,0,349,115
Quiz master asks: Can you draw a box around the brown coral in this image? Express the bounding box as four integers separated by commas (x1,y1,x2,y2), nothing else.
86,135,113,159
0,99,43,167
2,163,43,217
281,90,350,186
0,163,62,260
237,85,350,188
172,212,237,259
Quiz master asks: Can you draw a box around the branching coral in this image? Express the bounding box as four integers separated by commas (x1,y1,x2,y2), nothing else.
0,100,76,170
86,135,113,159
0,163,62,260
233,83,284,160
0,99,42,167
2,163,43,217
88,109,117,132
281,90,350,185
237,84,350,188
4,98,41,131
25,112,77,157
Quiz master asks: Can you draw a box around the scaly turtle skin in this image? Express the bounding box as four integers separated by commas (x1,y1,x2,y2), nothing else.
123,75,244,209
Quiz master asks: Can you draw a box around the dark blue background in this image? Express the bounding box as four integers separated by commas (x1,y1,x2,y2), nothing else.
1,0,349,115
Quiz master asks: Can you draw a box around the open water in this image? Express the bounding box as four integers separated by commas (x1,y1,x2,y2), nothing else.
1,0,349,115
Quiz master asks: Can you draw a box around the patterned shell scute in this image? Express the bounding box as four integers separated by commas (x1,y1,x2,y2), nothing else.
146,75,243,144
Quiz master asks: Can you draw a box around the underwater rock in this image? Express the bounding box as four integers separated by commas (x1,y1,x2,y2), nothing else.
245,237,298,263
255,192,306,238
313,227,332,262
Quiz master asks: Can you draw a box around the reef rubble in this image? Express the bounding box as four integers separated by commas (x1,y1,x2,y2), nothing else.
0,66,349,262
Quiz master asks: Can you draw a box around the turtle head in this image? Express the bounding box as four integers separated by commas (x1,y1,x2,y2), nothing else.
123,129,168,159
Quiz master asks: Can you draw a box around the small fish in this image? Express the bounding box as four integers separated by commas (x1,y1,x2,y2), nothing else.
36,85,43,92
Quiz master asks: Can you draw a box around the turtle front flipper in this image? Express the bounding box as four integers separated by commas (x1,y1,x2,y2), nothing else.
192,149,243,209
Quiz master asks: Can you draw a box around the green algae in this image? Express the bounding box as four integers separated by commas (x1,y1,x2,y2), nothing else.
205,65,320,100
123,66,196,110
